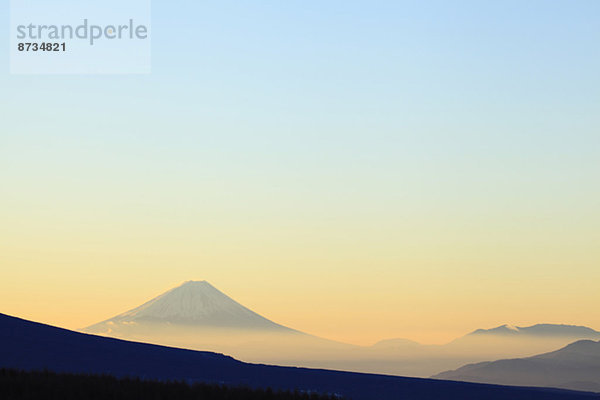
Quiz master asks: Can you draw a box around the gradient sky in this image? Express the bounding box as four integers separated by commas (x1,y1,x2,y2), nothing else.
1,1,599,345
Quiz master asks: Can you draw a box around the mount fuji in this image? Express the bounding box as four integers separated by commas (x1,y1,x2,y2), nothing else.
83,281,353,367
85,281,296,333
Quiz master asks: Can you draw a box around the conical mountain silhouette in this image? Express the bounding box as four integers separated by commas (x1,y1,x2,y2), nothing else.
84,281,297,334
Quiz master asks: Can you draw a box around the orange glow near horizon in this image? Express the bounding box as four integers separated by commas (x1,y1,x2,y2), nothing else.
2,228,599,346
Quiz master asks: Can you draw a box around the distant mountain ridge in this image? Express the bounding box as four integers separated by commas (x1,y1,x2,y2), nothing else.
468,324,600,338
433,339,600,393
373,324,600,348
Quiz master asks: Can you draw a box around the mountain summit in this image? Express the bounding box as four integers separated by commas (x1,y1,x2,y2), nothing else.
84,281,295,334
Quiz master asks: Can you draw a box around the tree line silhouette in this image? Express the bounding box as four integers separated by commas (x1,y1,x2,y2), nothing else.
0,369,343,400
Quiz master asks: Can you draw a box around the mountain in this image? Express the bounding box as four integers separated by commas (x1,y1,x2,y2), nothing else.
82,282,600,378
82,281,357,368
437,323,600,362
433,340,600,393
85,280,296,333
468,324,600,339
354,324,600,377
2,313,599,400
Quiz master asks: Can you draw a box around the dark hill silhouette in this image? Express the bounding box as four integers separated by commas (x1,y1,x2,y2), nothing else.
434,339,600,393
1,313,599,400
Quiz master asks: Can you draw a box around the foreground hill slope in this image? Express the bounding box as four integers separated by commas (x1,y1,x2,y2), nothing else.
434,340,600,392
1,313,599,400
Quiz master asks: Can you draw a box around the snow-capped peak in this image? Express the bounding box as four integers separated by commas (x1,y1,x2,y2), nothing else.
503,324,520,332
85,281,295,332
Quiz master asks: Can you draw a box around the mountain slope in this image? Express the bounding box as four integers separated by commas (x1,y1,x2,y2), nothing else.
357,324,600,377
85,281,295,332
433,340,600,393
81,281,355,369
1,313,599,400
435,323,600,362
